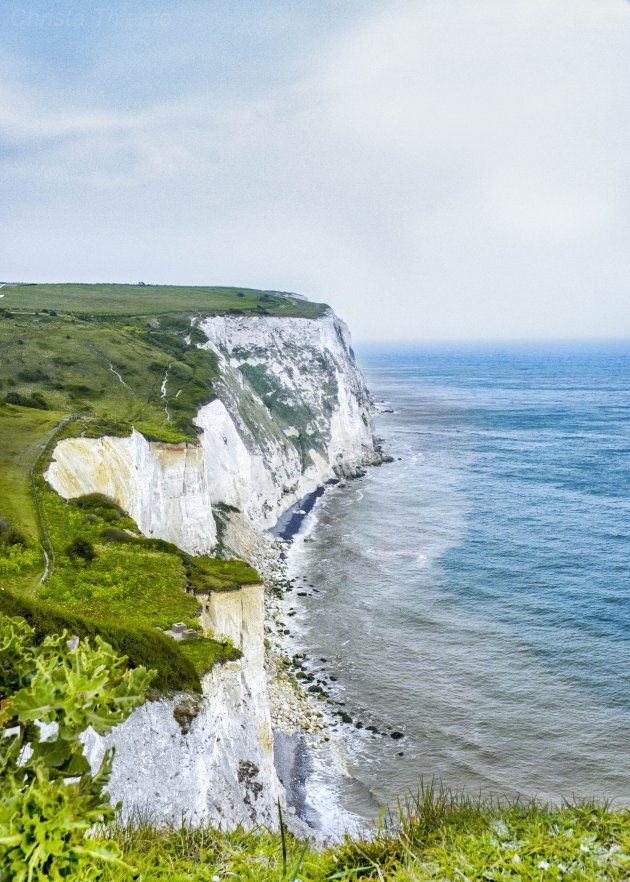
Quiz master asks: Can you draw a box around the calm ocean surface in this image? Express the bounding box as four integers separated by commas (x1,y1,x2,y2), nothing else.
287,342,630,823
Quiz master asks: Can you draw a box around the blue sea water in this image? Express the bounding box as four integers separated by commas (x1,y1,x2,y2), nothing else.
287,342,630,820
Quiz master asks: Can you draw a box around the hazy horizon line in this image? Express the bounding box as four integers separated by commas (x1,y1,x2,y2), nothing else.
354,337,630,348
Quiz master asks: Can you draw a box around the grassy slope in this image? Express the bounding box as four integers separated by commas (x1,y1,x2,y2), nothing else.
0,310,220,443
0,486,259,687
0,404,65,537
99,792,629,881
0,283,275,687
35,487,259,627
0,404,70,592
0,590,204,693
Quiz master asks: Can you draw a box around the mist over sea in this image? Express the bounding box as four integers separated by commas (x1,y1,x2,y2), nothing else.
287,342,630,822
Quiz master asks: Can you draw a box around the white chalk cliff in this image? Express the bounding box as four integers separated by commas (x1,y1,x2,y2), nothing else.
82,583,285,829
46,307,378,827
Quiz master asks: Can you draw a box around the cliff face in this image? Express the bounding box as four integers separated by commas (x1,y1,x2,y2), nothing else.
46,309,377,556
82,583,285,828
46,307,377,827
45,432,217,553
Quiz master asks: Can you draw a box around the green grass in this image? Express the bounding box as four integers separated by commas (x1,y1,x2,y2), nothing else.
0,311,220,443
185,555,260,593
0,478,251,689
94,788,629,881
0,403,69,593
0,590,201,692
26,484,254,681
0,403,65,539
0,482,255,690
37,484,197,626
0,282,327,318
178,636,241,673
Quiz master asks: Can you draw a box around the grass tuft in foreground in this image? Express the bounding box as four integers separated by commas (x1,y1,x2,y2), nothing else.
93,786,629,881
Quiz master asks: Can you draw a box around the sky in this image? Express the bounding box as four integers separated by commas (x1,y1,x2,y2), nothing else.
1,0,629,342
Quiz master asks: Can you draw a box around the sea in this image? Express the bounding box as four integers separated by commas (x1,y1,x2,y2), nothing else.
283,341,630,828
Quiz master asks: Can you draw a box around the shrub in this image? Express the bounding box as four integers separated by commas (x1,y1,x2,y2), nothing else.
66,537,96,563
69,493,130,525
5,391,49,410
0,520,27,547
16,368,49,383
0,591,202,692
0,615,153,881
100,527,133,543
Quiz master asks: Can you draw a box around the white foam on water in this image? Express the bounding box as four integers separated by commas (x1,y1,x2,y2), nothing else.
302,737,365,839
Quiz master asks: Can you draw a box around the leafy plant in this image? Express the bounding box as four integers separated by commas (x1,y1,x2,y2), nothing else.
0,615,154,881
66,537,97,563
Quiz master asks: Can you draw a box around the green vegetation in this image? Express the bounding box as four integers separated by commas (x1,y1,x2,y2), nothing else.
0,454,257,691
0,615,152,882
0,404,65,540
178,636,240,673
0,282,265,682
0,591,201,692
37,485,198,627
0,282,326,318
93,789,629,881
0,516,42,595
3,613,627,881
24,485,252,687
185,555,260,593
0,310,220,443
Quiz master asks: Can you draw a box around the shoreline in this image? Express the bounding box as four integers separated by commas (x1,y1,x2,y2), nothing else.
264,475,387,837
270,479,338,543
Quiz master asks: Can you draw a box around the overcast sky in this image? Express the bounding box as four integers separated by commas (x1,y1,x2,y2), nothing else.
2,0,629,341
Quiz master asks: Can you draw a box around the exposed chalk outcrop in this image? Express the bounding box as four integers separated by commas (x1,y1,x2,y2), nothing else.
83,583,287,829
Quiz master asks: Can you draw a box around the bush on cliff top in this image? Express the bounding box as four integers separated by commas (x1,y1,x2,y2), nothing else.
0,590,201,692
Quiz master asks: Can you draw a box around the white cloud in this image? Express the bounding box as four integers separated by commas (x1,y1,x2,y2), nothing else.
1,0,629,339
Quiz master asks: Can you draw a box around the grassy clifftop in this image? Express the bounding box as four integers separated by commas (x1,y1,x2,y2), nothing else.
0,484,259,690
0,282,327,318
0,310,220,444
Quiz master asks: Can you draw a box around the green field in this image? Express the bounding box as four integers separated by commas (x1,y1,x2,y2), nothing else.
0,310,220,443
0,281,278,688
0,404,65,538
0,282,327,318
